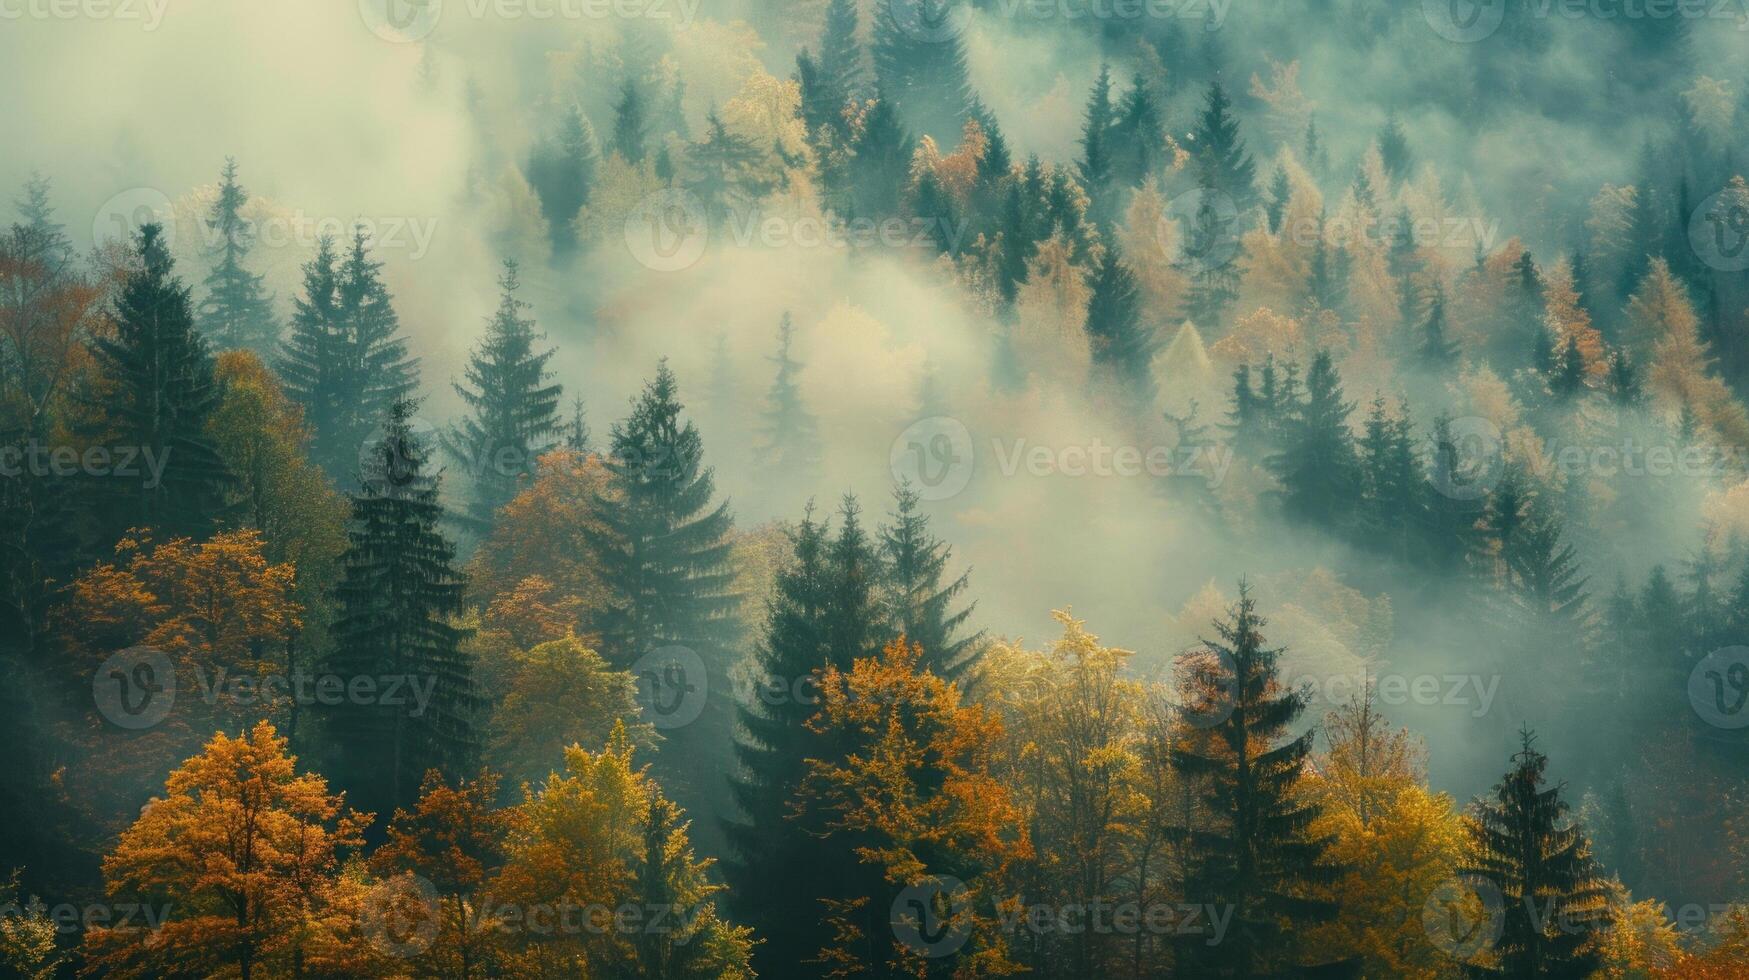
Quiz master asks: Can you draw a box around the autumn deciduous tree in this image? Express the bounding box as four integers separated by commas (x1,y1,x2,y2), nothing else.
372,769,513,979
485,633,651,789
83,721,371,980
797,638,1030,977
491,722,754,978
467,447,615,636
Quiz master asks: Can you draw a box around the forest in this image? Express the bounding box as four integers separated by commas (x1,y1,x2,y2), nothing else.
1,0,1747,976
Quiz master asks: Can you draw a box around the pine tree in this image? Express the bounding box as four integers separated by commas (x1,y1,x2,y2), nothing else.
322,397,479,821
279,229,418,485
85,222,230,541
1459,730,1611,979
1305,114,1329,177
847,95,914,220
16,171,71,268
725,498,889,977
1109,75,1163,189
587,362,740,843
1267,350,1359,530
1171,583,1353,977
442,259,562,529
686,109,775,227
1083,244,1156,411
195,158,278,353
1182,190,1244,330
872,0,973,142
611,78,649,165
1192,82,1258,216
1077,64,1116,229
809,0,863,127
757,313,823,485
994,179,1036,306
1307,214,1351,316
879,482,980,679
1417,280,1460,369
1377,114,1412,186
1265,166,1292,234
526,104,600,256
563,396,591,452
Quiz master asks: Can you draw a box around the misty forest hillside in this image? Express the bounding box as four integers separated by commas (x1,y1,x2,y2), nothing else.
2,1,1748,977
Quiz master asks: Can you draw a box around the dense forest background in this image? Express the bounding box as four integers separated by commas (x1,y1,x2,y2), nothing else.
1,1,1748,976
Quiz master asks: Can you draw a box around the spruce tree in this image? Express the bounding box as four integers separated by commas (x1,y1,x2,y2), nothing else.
1377,113,1412,185
879,482,980,678
685,109,774,228
847,95,915,220
814,0,864,122
85,222,230,541
279,229,418,485
1109,75,1163,189
1182,190,1244,330
526,104,600,256
872,0,973,142
1267,350,1360,530
1265,166,1291,234
1417,280,1460,369
322,397,478,821
15,172,69,265
195,158,278,353
1459,730,1611,979
1083,244,1156,410
1076,64,1116,229
1191,82,1258,217
1605,347,1643,407
1170,584,1353,977
1549,333,1587,400
587,362,740,843
442,260,562,529
611,78,649,165
726,498,889,978
757,313,823,486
